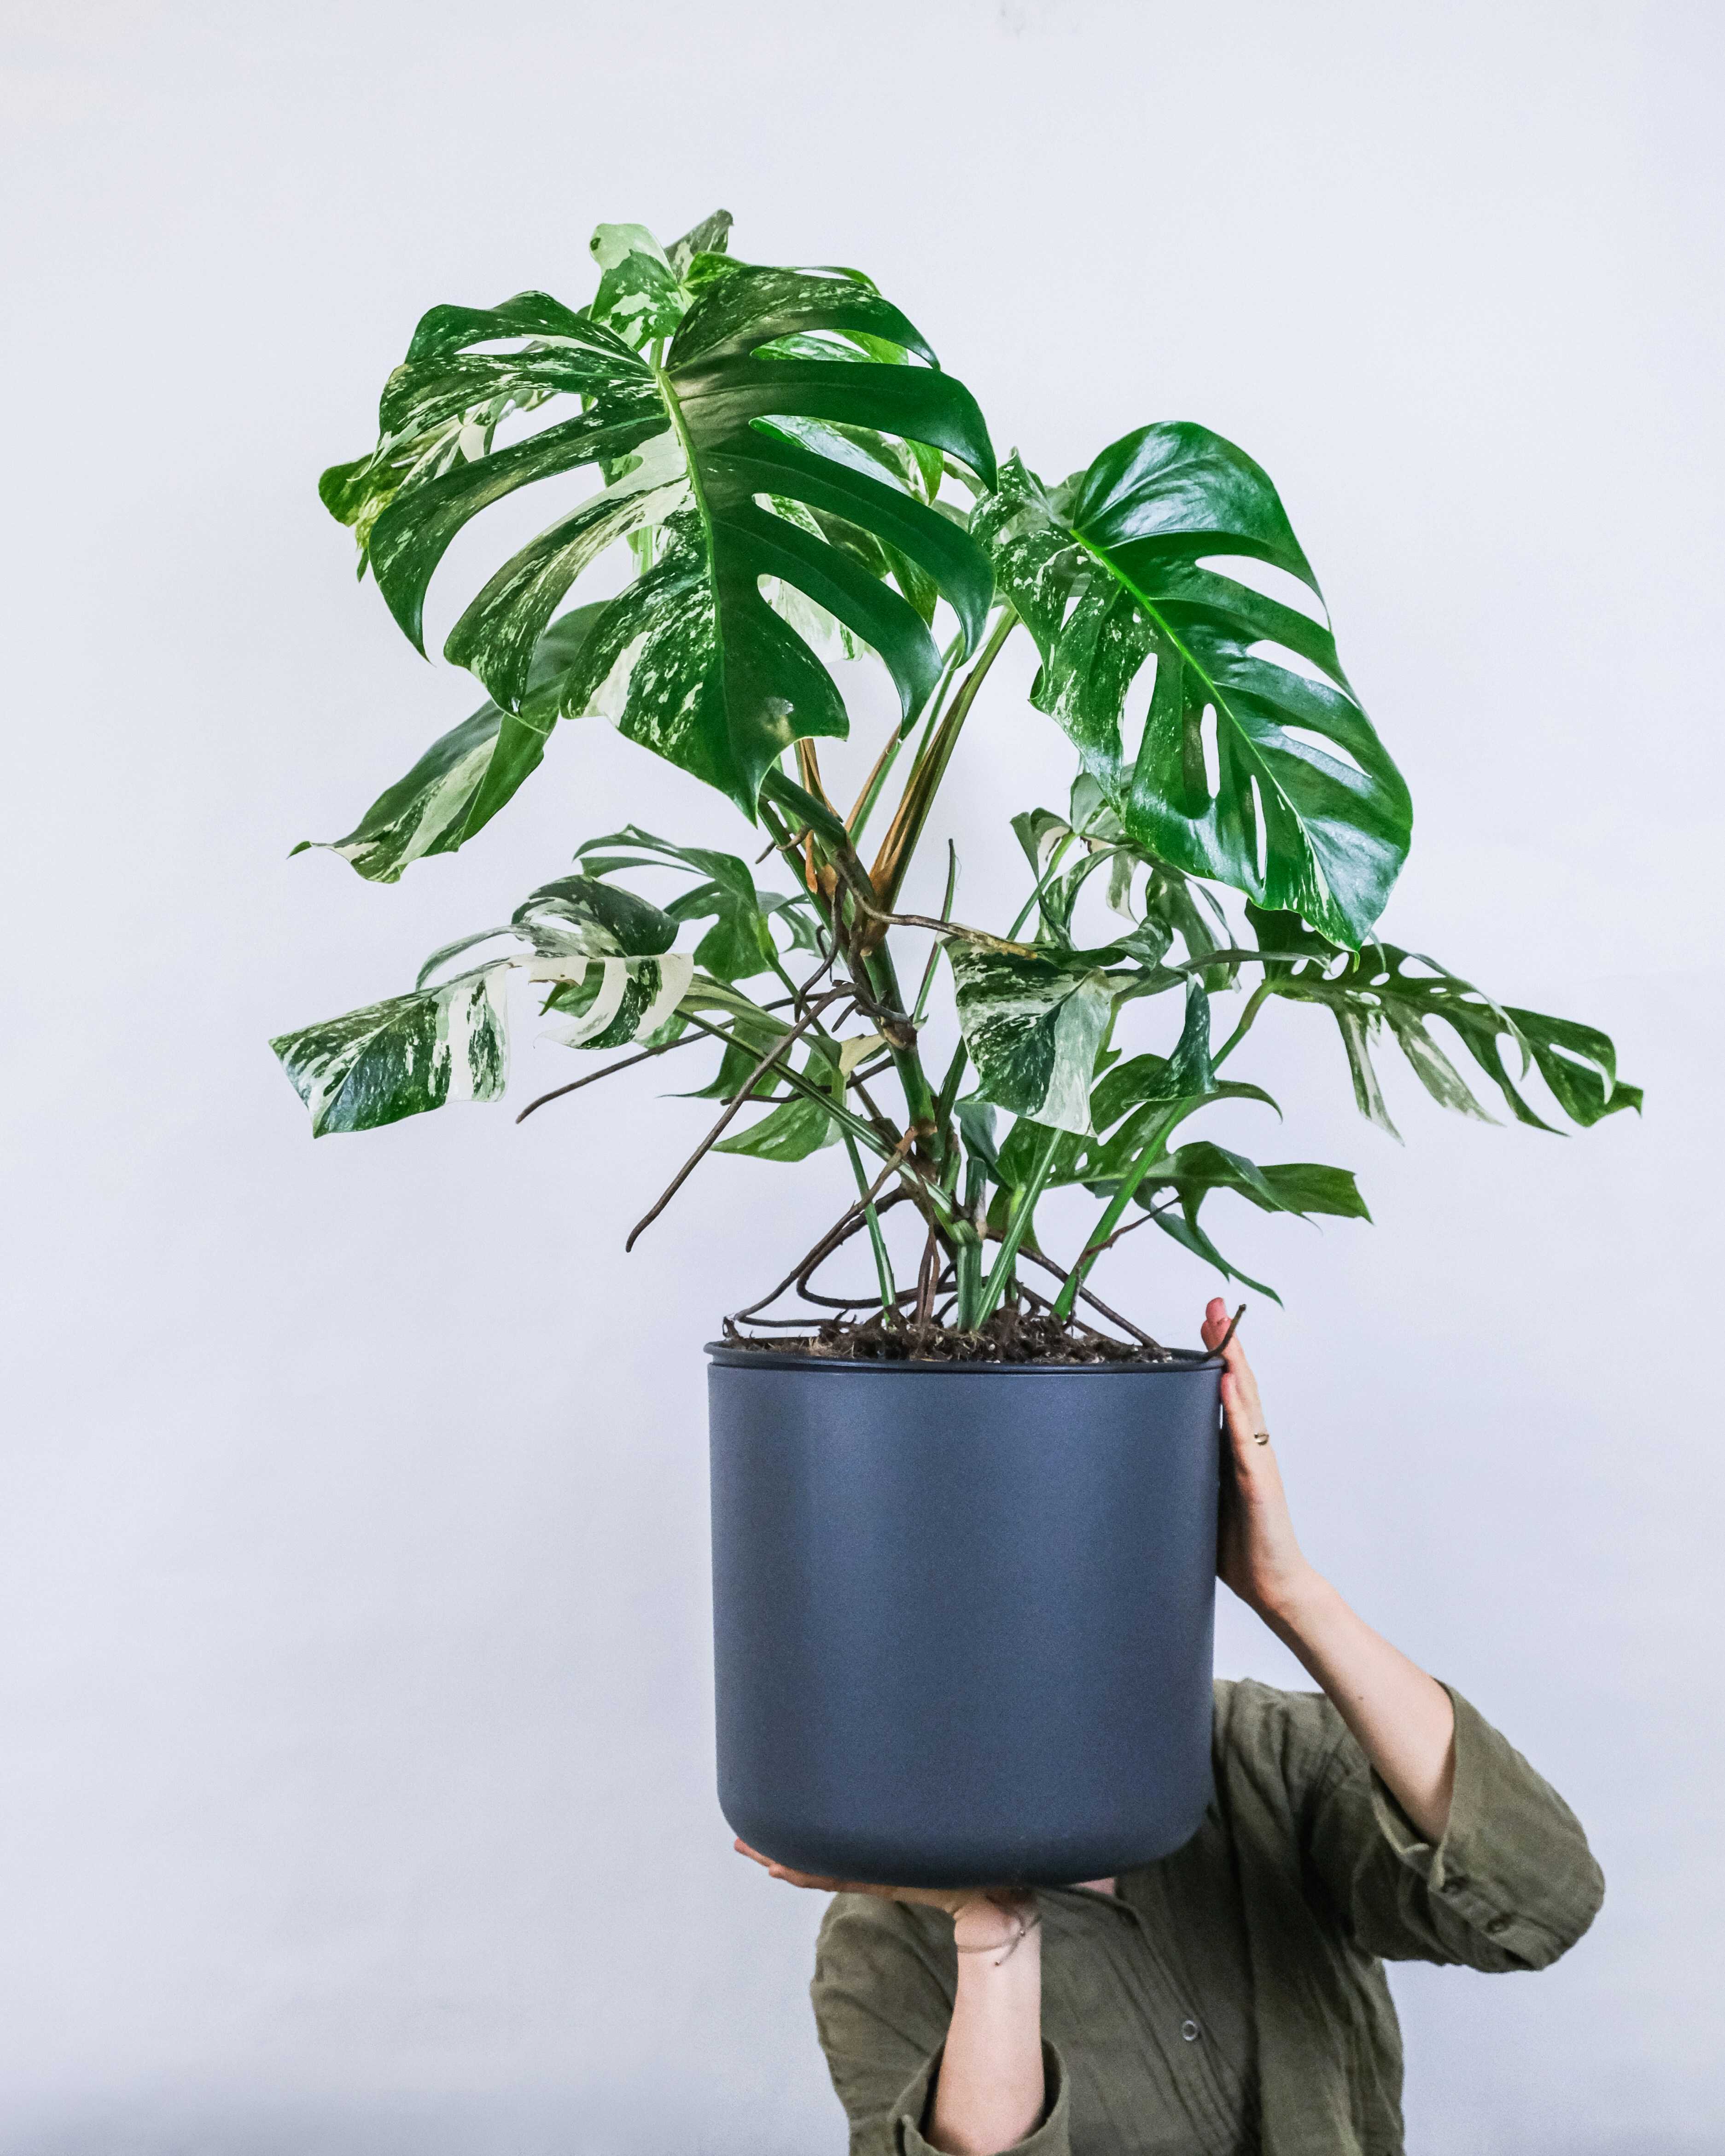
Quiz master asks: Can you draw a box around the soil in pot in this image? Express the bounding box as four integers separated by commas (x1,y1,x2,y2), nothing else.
719,1302,1206,1367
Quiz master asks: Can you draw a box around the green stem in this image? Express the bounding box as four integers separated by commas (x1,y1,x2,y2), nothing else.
1050,1101,1194,1321
1213,978,1274,1068
1007,833,1077,942
871,607,1017,916
953,1149,989,1329
910,842,959,1027
844,1132,898,1322
975,1123,1065,1326
865,941,941,1152
934,1037,970,1138
848,633,965,850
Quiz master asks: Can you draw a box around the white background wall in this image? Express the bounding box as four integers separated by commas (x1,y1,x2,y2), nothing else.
2,2,1720,2150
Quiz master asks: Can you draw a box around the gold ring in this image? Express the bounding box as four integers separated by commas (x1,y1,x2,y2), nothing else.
1253,1430,1270,1446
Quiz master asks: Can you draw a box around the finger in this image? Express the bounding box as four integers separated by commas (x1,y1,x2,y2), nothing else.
1214,1325,1263,1429
734,1839,844,1891
1219,1369,1271,1473
1201,1296,1229,1348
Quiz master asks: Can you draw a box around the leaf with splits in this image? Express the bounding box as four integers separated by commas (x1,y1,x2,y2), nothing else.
975,438,1411,948
1246,909,1642,1138
321,236,996,831
292,610,605,885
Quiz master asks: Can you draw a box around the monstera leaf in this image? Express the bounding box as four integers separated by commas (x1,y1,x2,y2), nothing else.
1130,1142,1371,1302
976,433,1412,948
292,610,604,884
574,825,823,981
270,965,512,1137
1245,908,1642,1138
948,945,1119,1134
321,231,996,825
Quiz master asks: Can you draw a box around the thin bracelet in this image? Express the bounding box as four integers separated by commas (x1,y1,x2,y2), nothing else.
955,1907,1041,1965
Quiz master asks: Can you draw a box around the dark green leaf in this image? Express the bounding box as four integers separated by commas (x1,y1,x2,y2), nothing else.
714,1087,838,1161
976,440,1412,947
993,1116,1085,1190
1146,1206,1282,1304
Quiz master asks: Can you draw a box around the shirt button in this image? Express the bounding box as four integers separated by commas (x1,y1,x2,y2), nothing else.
1181,2018,1201,2042
1486,1915,1513,1937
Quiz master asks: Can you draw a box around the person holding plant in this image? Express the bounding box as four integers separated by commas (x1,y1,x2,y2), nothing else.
737,1298,1603,2156
281,214,1620,2153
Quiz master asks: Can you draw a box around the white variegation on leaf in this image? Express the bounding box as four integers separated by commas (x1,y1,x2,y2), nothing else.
538,954,694,1050
949,945,1116,1135
319,242,995,828
839,1032,887,1076
512,874,678,960
270,964,512,1138
291,704,554,885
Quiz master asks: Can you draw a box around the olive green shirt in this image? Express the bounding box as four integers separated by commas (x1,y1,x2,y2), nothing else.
811,1680,1603,2156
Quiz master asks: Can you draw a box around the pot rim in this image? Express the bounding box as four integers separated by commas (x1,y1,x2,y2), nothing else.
705,1341,1217,1375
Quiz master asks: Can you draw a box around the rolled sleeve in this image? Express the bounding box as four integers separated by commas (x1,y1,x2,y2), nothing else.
1313,1684,1605,1971
897,2041,1070,2156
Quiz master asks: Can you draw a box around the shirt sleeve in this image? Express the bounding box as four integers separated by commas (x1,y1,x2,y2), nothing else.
1305,1684,1605,1971
810,1896,1071,2156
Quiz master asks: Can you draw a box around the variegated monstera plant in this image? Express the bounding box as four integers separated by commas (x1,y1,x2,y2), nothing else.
274,209,1637,1346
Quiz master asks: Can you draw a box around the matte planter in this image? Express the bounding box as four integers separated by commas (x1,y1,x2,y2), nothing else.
707,1345,1222,1888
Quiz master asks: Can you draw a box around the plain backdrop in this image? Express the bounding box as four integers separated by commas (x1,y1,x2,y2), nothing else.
2,3,1720,2150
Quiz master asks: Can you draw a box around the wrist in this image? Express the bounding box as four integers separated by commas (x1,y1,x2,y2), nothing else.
951,1891,1038,1958
1255,1564,1335,1639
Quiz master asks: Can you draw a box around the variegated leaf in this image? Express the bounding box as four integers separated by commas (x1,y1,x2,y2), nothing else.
666,208,734,279
575,824,799,982
538,954,695,1049
948,945,1116,1135
1246,914,1643,1136
270,964,510,1137
588,223,686,351
322,241,996,825
975,441,1412,948
511,875,677,960
292,610,605,885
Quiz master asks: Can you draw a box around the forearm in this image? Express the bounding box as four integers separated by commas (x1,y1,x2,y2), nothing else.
1265,1572,1456,1842
927,1912,1044,2156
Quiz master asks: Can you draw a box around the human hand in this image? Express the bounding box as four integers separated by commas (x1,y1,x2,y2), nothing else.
1201,1297,1321,1625
733,1841,1034,1951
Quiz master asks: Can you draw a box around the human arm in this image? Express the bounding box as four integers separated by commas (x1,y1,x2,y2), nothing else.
1201,1296,1457,1839
1204,1300,1604,1969
737,1842,1052,2155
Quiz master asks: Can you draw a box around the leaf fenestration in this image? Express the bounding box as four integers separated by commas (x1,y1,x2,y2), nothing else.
976,439,1412,947
321,252,997,830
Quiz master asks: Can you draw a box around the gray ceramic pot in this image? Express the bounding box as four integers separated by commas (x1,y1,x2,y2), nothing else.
707,1345,1221,1888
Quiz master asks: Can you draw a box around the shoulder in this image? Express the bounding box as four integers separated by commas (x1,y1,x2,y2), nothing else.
1212,1676,1359,1807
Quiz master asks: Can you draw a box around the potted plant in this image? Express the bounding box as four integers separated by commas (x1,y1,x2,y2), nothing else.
275,209,1637,1887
